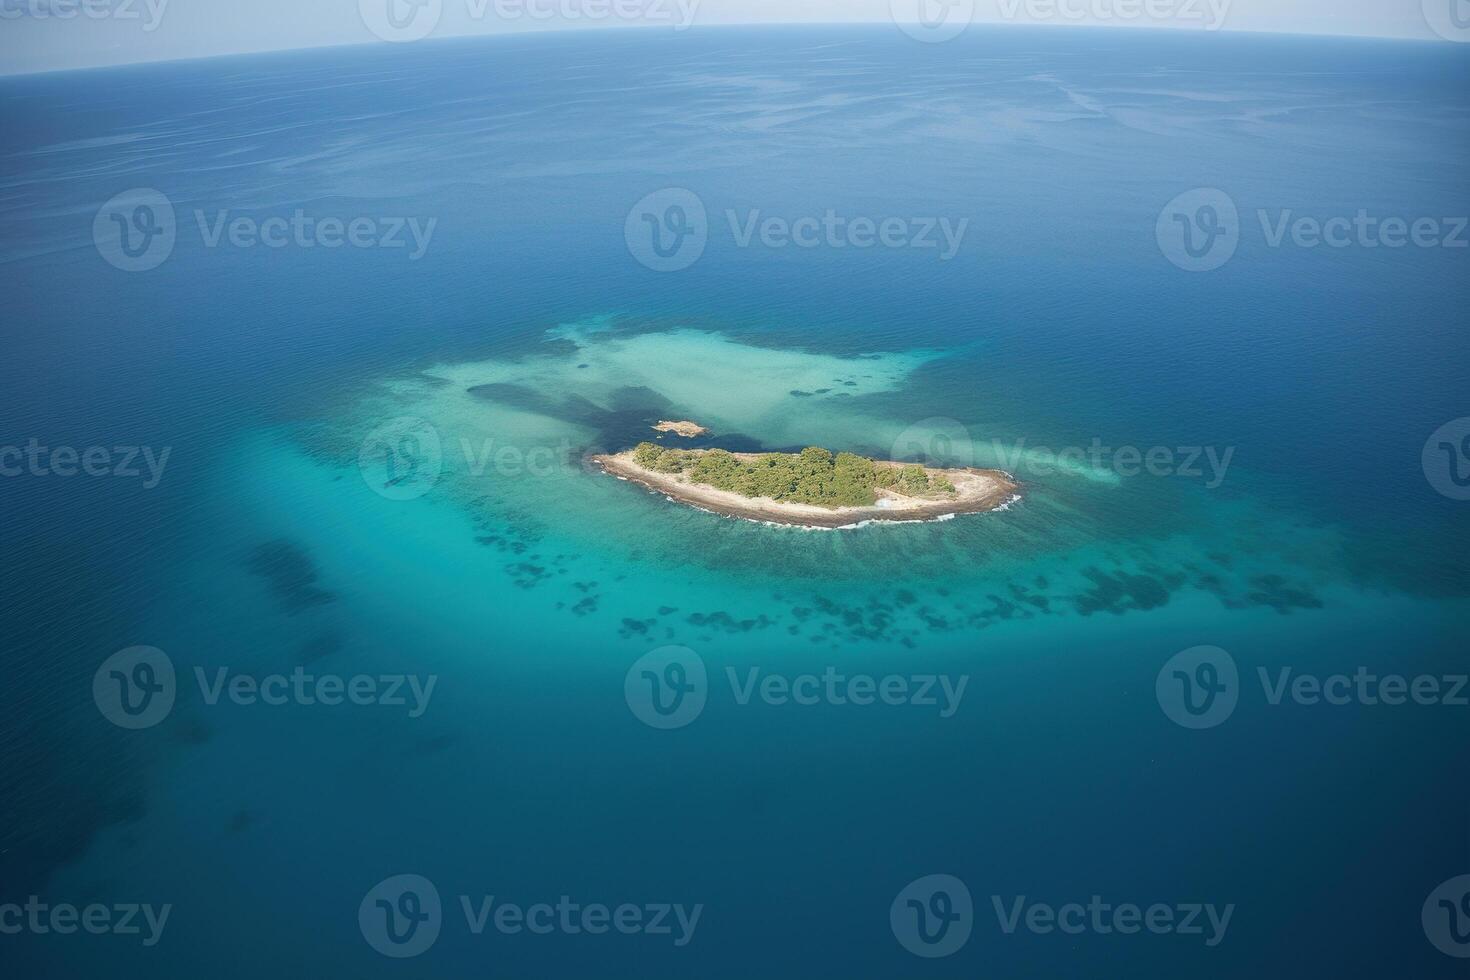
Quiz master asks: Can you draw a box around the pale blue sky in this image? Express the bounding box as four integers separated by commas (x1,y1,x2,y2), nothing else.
0,0,1458,75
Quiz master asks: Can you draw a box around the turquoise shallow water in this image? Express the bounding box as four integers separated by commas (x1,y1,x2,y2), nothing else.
2,25,1468,978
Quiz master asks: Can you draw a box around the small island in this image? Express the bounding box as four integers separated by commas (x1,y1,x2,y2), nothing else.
592,443,1019,528
653,420,709,437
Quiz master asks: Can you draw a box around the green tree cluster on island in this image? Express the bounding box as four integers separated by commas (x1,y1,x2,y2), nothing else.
631,443,956,508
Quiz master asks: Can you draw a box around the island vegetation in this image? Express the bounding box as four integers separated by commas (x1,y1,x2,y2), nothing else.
631,442,956,508
593,442,1018,528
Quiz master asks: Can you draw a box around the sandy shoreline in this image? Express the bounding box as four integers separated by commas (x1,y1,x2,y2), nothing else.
591,451,1019,529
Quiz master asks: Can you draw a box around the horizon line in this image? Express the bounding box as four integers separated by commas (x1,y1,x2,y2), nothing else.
0,18,1457,80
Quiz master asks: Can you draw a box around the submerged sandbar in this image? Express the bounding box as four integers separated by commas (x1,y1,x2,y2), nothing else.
652,420,709,437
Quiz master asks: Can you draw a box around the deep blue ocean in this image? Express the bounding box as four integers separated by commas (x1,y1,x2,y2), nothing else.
2,25,1468,978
